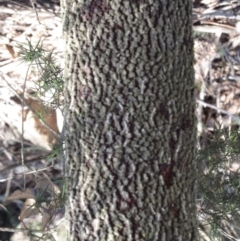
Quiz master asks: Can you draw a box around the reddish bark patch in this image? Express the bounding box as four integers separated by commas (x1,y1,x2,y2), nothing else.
159,161,175,188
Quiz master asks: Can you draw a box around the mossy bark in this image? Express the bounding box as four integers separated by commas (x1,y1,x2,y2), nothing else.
62,0,199,240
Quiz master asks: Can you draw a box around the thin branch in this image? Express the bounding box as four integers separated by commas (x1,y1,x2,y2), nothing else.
21,65,31,190
29,0,41,25
196,99,240,123
0,154,50,174
0,226,53,234
0,166,53,183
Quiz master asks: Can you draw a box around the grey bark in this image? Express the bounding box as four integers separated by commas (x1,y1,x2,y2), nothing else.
61,0,199,240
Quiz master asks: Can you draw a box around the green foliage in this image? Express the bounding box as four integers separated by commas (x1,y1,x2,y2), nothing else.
197,126,240,240
18,38,45,63
7,39,66,240
18,38,64,109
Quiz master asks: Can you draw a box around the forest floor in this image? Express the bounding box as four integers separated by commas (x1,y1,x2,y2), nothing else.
0,0,240,240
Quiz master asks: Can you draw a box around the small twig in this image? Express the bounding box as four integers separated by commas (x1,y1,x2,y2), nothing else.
193,25,235,35
21,65,31,190
0,166,53,183
4,170,13,200
29,0,51,30
197,99,240,123
30,0,41,25
0,226,53,234
0,154,49,174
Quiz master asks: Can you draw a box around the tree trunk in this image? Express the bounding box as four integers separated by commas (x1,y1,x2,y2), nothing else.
62,0,199,240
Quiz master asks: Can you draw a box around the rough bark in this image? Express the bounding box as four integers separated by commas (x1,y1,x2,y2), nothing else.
62,0,199,240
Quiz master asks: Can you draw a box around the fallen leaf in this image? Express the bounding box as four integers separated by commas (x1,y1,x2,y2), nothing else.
7,188,35,200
